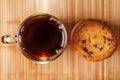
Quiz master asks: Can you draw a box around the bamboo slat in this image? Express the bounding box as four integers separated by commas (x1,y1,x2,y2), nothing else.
0,0,120,80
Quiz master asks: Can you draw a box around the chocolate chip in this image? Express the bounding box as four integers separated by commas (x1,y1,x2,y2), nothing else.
108,43,111,46
102,27,105,30
100,47,103,51
107,38,113,41
107,38,111,41
88,54,92,58
112,35,114,38
77,38,80,42
88,19,94,21
89,51,94,54
83,47,88,52
104,40,106,43
103,36,106,40
94,44,97,47
81,40,86,43
83,55,86,57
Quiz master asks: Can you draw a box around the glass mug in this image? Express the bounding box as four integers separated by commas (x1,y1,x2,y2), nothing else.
2,13,67,64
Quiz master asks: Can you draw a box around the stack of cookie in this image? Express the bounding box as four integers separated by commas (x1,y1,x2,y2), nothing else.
71,20,117,62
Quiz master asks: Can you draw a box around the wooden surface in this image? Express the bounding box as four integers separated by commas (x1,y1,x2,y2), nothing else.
0,0,120,80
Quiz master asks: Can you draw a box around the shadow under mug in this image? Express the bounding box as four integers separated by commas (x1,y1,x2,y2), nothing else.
2,13,67,64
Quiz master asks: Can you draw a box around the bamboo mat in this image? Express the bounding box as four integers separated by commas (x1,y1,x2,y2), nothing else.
0,0,120,80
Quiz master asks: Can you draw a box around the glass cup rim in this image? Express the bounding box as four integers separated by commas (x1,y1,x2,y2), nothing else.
15,13,68,64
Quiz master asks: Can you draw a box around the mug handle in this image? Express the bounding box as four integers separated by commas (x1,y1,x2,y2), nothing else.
2,34,17,44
